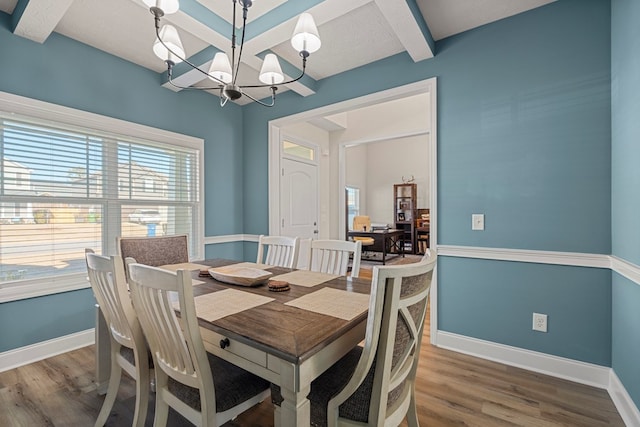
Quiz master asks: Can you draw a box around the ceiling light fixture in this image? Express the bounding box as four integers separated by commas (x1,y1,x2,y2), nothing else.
144,0,321,107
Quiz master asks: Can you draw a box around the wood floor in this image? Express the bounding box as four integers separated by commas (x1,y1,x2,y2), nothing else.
0,264,625,426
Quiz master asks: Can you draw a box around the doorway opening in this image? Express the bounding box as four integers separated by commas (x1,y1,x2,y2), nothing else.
267,77,438,342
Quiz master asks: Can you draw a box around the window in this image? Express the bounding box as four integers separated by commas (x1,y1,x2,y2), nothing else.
0,103,203,302
283,140,315,161
346,186,360,230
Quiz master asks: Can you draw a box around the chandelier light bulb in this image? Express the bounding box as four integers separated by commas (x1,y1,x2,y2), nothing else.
291,13,321,55
143,0,180,15
208,52,233,84
259,54,285,85
153,25,185,63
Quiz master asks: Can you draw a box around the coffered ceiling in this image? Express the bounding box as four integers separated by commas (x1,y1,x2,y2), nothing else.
0,0,555,104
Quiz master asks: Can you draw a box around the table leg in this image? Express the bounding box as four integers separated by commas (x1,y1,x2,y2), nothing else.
277,384,312,427
382,235,388,265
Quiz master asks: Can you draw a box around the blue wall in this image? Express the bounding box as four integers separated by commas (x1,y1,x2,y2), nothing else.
1,1,637,411
611,0,640,409
242,0,613,365
0,13,245,352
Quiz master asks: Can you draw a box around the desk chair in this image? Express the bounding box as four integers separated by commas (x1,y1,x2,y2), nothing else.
272,254,437,427
85,250,150,427
127,263,270,427
256,235,300,268
352,216,375,258
308,239,362,278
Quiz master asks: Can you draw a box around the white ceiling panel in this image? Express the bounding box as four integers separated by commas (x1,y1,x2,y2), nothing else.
5,0,556,104
54,0,209,73
270,2,404,80
0,0,17,14
416,0,556,41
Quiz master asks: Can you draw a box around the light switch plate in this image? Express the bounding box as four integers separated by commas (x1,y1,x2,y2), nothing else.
472,214,484,230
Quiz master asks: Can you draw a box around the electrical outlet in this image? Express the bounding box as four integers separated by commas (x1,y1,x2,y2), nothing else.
532,313,548,332
472,214,484,230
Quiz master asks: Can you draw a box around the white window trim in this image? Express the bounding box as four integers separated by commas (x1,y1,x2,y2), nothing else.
0,91,205,303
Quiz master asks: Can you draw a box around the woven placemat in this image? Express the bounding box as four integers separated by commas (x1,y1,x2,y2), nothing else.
285,288,369,320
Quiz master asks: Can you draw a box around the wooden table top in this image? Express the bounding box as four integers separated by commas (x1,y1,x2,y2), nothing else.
191,259,372,365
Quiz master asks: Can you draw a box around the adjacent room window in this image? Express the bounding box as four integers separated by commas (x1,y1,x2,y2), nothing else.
0,110,202,299
346,186,360,230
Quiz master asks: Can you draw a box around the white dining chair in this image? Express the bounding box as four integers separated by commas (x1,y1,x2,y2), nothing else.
127,263,270,427
272,254,437,426
307,239,362,278
256,234,300,268
85,250,150,427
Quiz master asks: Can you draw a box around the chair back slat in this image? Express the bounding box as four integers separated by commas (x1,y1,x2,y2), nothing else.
85,249,152,427
129,262,270,426
128,265,201,389
308,239,362,277
86,252,135,348
257,235,300,268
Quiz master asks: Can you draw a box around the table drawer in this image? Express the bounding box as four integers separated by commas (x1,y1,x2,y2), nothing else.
200,328,267,368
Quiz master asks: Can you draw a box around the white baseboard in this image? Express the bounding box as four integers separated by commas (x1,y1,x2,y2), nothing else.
436,331,611,388
437,331,640,426
0,329,94,373
609,370,640,427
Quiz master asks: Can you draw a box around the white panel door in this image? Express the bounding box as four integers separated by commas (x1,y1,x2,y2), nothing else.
280,158,318,240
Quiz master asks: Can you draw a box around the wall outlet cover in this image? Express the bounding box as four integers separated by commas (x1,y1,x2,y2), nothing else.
533,312,548,332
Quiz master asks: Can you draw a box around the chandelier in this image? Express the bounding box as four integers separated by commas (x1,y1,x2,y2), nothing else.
143,0,321,107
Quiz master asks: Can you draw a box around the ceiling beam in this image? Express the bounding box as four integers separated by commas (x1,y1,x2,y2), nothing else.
11,0,75,44
374,0,434,62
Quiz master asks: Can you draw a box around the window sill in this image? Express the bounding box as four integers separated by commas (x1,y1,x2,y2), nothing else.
0,273,90,303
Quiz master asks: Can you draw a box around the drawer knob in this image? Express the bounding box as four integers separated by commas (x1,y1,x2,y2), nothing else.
219,338,230,349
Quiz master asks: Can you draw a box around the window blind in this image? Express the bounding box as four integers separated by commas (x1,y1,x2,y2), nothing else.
0,112,201,286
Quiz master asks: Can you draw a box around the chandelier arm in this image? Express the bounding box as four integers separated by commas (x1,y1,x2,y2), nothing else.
154,15,227,86
220,91,230,107
241,87,276,107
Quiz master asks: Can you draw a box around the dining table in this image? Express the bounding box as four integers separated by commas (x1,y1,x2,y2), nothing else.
95,258,372,427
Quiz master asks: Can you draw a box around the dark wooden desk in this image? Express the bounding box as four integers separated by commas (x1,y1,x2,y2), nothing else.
347,228,404,264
